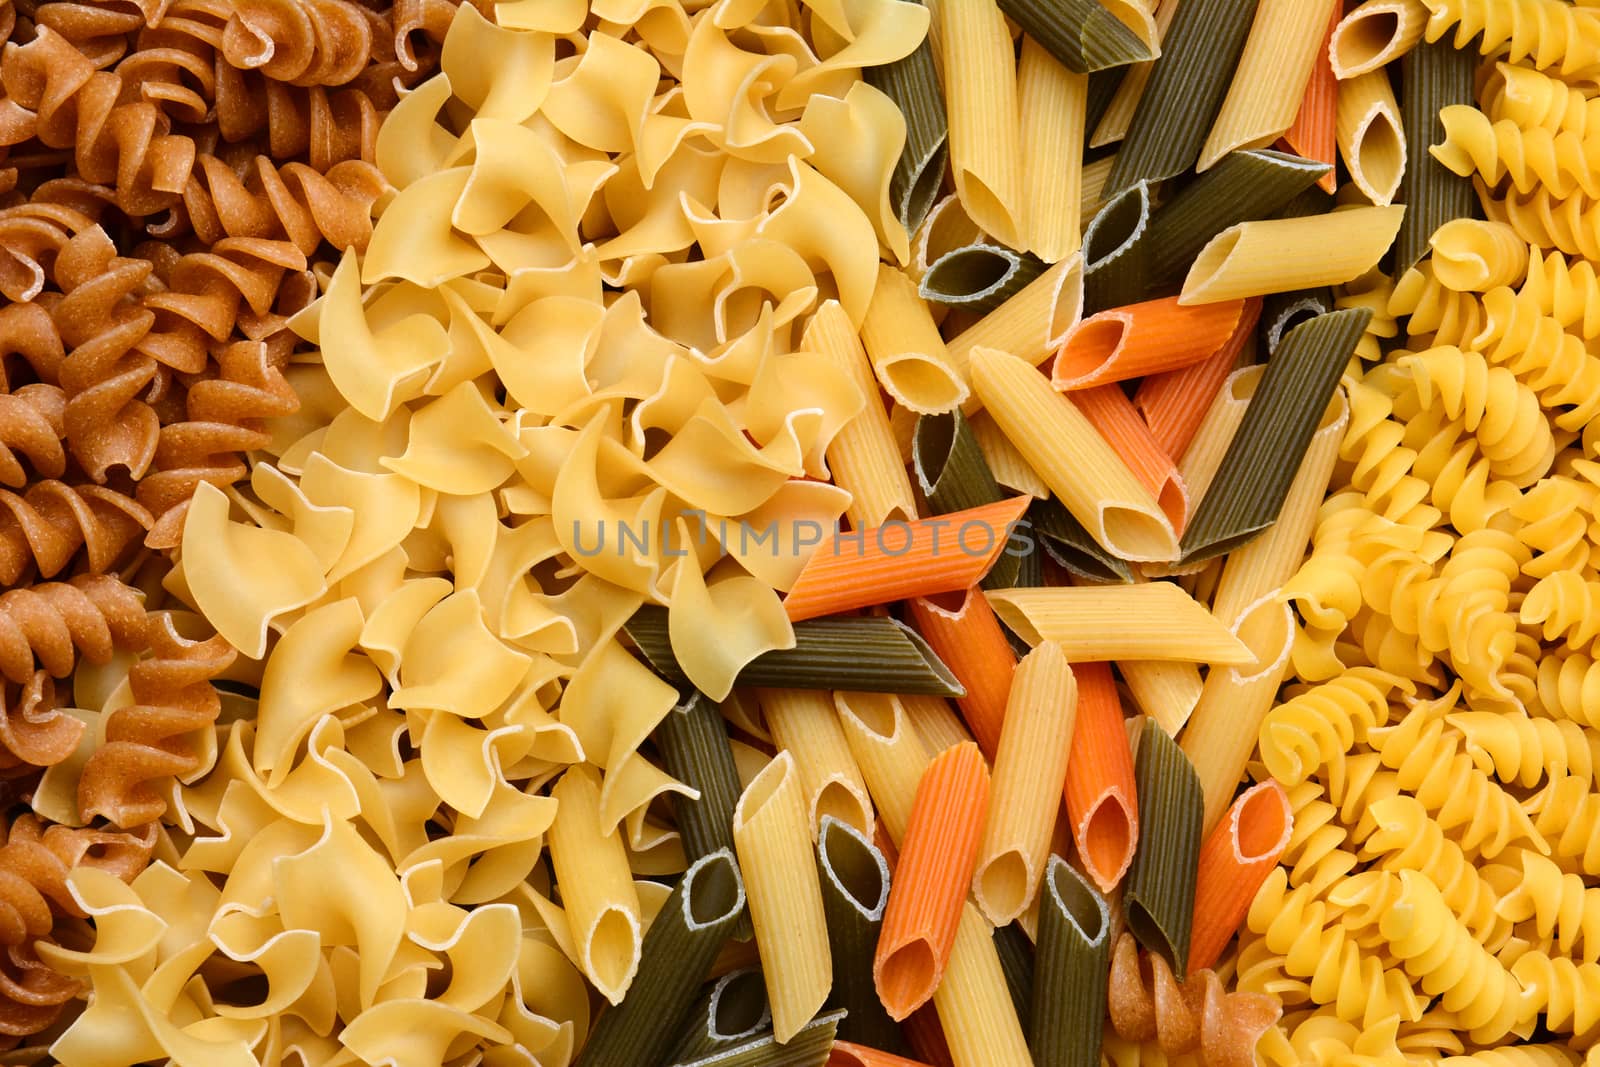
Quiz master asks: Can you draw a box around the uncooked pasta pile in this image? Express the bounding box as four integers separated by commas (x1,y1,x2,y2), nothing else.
3,0,1600,1065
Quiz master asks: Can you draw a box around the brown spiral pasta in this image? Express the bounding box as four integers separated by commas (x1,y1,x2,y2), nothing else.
0,384,66,488
0,480,151,585
7,27,196,219
0,673,90,771
219,0,375,87
138,338,297,548
0,814,157,1044
175,152,384,254
1109,932,1283,1067
0,304,65,392
77,615,235,827
0,203,99,303
0,574,147,686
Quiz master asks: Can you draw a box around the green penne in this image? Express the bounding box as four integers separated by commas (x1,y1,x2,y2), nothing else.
993,921,1037,1035
1085,68,1128,140
1145,150,1330,288
676,1009,846,1067
1082,181,1153,314
1105,0,1261,193
665,969,772,1066
576,850,746,1067
1179,308,1371,564
1031,857,1110,1067
1395,37,1478,272
626,609,965,697
996,0,1152,74
816,816,907,1052
864,35,949,234
919,244,1047,312
1260,288,1334,355
1123,724,1201,974
912,411,1022,588
1028,498,1133,583
656,692,743,865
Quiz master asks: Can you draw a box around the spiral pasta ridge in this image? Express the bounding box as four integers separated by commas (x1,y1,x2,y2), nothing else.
1519,247,1600,340
1378,869,1533,1042
1389,262,1486,348
1433,107,1600,200
1485,62,1600,141
0,575,147,686
1371,700,1547,859
1525,774,1600,876
1362,794,1509,949
1280,782,1362,898
1399,346,1557,486
0,480,152,585
1523,572,1600,652
175,153,386,256
1535,651,1600,728
1486,181,1600,263
1259,669,1406,787
1513,477,1595,579
76,615,234,827
1420,0,1600,79
1470,287,1600,433
1497,851,1600,965
1509,950,1600,1039
1449,710,1600,788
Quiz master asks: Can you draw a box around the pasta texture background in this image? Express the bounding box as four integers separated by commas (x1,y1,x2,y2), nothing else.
10,0,1600,1065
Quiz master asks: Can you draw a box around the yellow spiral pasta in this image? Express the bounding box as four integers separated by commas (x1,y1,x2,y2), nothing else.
1526,773,1600,875
1470,287,1600,432
1336,268,1399,364
1403,409,1520,533
1421,0,1600,79
1362,794,1509,949
1371,697,1547,859
1448,709,1600,788
1258,668,1408,786
1513,476,1596,578
1378,869,1533,1042
1536,650,1600,728
1520,246,1600,339
1440,1044,1582,1066
1433,107,1600,200
1279,781,1361,898
1246,868,1418,1028
1523,572,1600,651
1484,61,1600,140
1497,851,1600,965
1426,218,1531,293
1509,950,1600,1038
1398,346,1556,486
1487,181,1600,262
1388,260,1487,348
1321,750,1406,848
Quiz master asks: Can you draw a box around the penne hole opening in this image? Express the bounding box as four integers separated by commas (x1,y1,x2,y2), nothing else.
1157,478,1188,537
734,750,794,833
708,968,771,1041
975,849,1032,924
1098,503,1179,562
912,412,958,494
1333,11,1401,73
1229,597,1295,682
955,174,1020,251
1352,112,1404,201
875,939,937,1018
835,691,902,739
814,778,874,841
918,588,974,618
1047,256,1086,346
684,850,746,929
1082,794,1137,892
1233,783,1293,862
586,908,640,999
880,356,971,416
819,815,890,919
1083,184,1149,274
1053,318,1126,384
904,147,951,235
1046,855,1109,945
1186,228,1243,298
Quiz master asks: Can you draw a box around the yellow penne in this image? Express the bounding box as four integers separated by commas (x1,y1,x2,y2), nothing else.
968,410,1051,500
1080,156,1117,228
1329,0,1429,78
931,902,1035,1067
946,255,1085,387
1180,595,1297,833
732,751,833,1042
861,265,971,415
1336,70,1406,205
1180,206,1406,304
903,694,976,755
1018,40,1087,262
1198,0,1340,170
970,346,1178,562
1177,365,1263,509
834,691,932,846
1210,390,1349,628
972,643,1077,925
1120,659,1204,735
937,0,1025,248
1101,0,1160,53
548,763,642,1004
985,584,1252,663
759,689,875,839
804,300,918,530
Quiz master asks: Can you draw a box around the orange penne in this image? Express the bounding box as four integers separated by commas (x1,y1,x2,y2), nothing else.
1188,779,1294,974
1280,3,1341,194
784,497,1032,623
831,1042,937,1067
1133,296,1262,459
1071,385,1189,535
873,742,990,1020
905,588,1018,760
1051,297,1249,391
1062,662,1140,894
